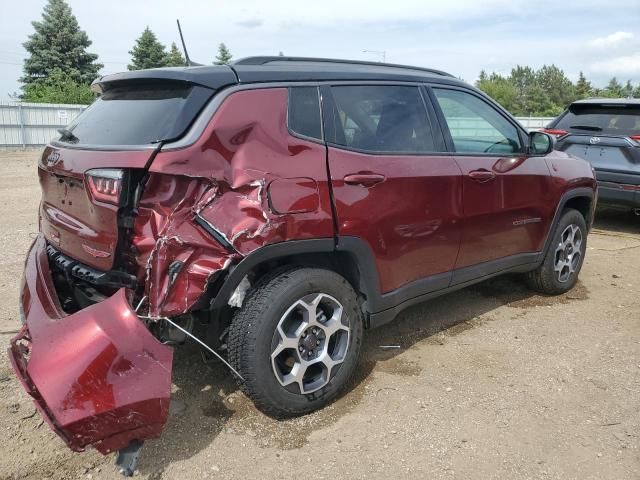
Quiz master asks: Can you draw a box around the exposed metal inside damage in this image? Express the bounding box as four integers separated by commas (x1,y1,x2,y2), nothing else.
9,86,334,472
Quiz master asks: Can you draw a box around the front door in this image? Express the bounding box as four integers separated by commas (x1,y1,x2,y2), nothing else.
323,84,463,296
431,87,555,273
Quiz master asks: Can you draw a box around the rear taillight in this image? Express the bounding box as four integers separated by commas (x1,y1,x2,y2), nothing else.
541,128,569,139
630,135,640,142
85,169,124,205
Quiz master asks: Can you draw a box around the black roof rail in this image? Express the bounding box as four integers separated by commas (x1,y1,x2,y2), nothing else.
232,56,455,78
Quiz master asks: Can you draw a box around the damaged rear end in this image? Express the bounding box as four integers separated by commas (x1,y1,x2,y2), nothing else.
9,68,240,456
9,65,335,463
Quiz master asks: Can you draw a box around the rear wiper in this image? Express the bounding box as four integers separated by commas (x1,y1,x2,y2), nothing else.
569,125,603,132
57,128,79,143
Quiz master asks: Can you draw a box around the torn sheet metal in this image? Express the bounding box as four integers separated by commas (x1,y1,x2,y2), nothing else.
133,88,335,318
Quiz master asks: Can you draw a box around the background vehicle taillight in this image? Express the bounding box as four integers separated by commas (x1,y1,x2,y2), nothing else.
630,135,640,142
541,128,569,139
85,169,124,205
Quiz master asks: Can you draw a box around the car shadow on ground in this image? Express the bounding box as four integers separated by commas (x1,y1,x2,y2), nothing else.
137,272,588,478
593,206,640,235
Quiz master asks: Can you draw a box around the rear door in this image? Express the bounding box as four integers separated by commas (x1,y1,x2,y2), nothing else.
323,84,462,295
39,81,214,271
430,87,555,274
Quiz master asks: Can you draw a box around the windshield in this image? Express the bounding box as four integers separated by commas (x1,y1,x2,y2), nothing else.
58,81,213,146
555,104,640,137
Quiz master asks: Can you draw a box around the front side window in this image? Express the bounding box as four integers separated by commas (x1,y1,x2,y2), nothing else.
433,88,522,154
328,85,435,153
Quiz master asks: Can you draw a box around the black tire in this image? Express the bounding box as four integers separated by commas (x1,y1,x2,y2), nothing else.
227,267,364,418
526,208,587,295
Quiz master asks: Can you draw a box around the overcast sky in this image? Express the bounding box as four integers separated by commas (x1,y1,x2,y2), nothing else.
1,0,639,98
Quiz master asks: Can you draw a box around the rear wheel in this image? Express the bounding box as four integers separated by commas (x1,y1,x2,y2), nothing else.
526,208,587,294
227,267,363,418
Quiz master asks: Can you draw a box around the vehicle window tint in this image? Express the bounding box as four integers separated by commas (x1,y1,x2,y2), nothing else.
59,82,212,146
288,87,322,140
328,85,435,153
554,104,640,136
433,88,522,154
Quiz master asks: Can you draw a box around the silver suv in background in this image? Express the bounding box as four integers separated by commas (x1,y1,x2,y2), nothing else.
544,98,640,213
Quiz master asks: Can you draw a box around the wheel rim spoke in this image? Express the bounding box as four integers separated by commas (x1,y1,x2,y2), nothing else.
554,223,583,283
271,292,350,394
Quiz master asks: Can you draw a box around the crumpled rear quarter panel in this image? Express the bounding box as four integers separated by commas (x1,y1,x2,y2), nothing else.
136,87,334,317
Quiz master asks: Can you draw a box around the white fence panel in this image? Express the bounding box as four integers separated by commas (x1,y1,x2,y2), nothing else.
0,101,87,148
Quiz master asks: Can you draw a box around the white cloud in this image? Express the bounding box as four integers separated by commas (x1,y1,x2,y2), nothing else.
590,54,640,75
588,31,634,47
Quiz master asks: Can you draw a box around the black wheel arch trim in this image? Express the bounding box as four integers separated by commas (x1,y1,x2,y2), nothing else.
542,187,596,258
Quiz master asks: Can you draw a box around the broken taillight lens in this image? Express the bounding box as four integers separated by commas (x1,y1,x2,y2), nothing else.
85,169,124,205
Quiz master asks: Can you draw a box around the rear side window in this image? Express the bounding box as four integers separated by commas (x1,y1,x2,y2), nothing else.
327,85,435,153
554,104,640,136
433,88,522,154
288,87,322,140
59,82,213,146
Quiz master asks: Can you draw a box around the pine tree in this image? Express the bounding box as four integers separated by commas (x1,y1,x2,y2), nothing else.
21,0,102,87
604,77,623,98
165,42,186,67
278,51,285,57
214,43,233,65
575,71,592,99
621,80,634,98
128,27,167,70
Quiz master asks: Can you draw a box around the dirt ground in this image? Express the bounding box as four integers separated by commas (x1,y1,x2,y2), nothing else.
0,150,638,480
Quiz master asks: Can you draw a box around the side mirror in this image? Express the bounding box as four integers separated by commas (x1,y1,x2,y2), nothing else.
528,131,555,155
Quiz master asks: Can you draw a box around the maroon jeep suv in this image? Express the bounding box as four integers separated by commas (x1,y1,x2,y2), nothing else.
8,57,596,470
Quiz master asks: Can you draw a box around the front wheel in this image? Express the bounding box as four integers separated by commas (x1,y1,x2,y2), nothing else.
227,267,363,418
526,208,587,295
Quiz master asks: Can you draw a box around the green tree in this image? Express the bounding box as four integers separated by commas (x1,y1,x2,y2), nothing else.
574,71,593,99
621,80,634,98
214,43,233,65
21,0,102,89
128,27,167,70
536,65,574,114
22,68,95,104
165,42,186,67
602,77,623,98
476,72,518,111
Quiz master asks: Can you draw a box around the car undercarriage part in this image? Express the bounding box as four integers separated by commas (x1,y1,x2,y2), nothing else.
139,314,244,381
115,439,144,477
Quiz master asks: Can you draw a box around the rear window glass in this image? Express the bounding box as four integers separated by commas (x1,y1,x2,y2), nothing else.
59,82,213,146
288,87,322,140
555,104,640,136
327,85,435,153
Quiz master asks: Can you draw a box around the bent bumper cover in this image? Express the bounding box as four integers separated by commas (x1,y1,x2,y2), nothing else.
8,235,173,454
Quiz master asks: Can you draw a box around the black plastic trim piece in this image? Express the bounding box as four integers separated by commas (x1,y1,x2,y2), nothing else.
232,56,455,78
46,244,137,289
194,215,236,253
208,238,336,311
542,187,596,254
368,257,541,329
